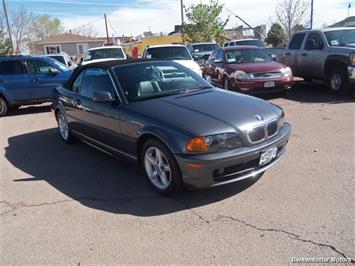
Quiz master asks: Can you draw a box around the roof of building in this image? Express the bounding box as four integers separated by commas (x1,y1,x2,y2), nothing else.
31,33,104,45
329,16,355,27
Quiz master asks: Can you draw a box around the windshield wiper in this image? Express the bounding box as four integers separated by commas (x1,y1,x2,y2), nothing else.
177,86,212,94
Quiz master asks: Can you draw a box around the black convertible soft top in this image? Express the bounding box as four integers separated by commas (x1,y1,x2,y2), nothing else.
63,58,159,89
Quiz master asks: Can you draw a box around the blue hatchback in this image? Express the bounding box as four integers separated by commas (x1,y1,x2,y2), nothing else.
0,56,72,116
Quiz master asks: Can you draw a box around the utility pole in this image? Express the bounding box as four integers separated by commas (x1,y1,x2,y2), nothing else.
2,0,14,54
348,2,352,18
310,0,314,29
104,13,110,46
180,0,184,43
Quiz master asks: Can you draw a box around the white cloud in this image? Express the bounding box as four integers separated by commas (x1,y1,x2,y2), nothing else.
61,0,354,37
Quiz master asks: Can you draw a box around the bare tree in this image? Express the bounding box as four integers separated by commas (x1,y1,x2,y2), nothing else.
72,25,98,38
11,7,33,53
275,0,310,38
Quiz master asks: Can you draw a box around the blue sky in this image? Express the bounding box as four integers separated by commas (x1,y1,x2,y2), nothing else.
5,0,355,36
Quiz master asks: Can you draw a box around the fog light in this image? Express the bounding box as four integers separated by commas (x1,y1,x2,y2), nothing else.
217,168,225,175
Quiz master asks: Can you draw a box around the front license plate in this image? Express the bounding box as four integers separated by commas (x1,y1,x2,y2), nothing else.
259,147,278,166
264,81,275,88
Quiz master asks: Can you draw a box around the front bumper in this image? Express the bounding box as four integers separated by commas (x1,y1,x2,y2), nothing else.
175,123,291,188
348,66,355,83
230,76,293,94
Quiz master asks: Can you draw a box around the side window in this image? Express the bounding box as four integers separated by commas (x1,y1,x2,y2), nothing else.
305,33,324,50
71,72,84,93
229,42,235,47
0,61,24,75
80,68,116,98
289,33,306,50
26,60,57,74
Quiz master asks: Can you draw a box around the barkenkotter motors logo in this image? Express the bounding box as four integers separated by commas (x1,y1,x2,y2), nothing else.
291,257,353,263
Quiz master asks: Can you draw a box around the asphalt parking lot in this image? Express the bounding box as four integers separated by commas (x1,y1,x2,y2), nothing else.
1,82,354,265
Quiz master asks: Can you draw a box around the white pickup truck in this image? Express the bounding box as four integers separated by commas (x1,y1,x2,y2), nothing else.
268,27,355,94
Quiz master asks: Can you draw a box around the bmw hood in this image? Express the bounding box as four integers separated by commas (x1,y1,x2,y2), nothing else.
128,89,282,136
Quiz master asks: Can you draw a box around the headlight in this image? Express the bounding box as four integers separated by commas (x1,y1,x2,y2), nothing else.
186,133,242,153
233,70,252,80
281,67,292,77
278,109,285,128
350,54,355,66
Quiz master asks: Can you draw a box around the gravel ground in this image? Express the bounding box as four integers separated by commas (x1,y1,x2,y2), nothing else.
1,82,354,265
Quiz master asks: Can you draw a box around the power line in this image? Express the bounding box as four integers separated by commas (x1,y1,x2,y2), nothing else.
65,16,103,33
107,16,118,36
224,7,265,39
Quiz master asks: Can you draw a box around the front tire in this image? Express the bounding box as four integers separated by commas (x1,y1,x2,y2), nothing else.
0,97,8,117
141,139,183,196
327,67,349,94
56,111,74,143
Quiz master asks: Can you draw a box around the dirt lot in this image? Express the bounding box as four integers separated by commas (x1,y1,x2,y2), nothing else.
1,82,354,265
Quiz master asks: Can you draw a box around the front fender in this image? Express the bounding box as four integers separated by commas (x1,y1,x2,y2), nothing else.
138,125,189,154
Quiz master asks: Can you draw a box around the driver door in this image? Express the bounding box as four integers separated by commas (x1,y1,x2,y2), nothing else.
71,68,122,152
298,32,326,79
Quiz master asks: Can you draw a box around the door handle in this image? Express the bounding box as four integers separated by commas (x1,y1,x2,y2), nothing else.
32,77,38,82
301,53,308,56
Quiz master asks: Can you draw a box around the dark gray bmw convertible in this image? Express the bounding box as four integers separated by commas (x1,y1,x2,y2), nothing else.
52,59,291,195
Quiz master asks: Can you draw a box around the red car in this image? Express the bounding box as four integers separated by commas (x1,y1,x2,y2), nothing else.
203,46,293,94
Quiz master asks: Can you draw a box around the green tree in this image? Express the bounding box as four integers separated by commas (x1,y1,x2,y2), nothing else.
0,32,12,55
265,23,287,47
183,0,229,44
30,14,63,40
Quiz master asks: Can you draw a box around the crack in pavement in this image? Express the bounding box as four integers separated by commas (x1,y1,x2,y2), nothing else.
216,215,354,263
2,198,354,263
0,196,160,216
173,202,354,263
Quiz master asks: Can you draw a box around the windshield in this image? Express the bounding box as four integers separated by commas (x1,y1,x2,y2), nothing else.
324,29,355,46
114,61,212,102
235,40,266,47
225,49,271,64
84,48,125,61
145,47,192,60
49,56,66,65
192,44,219,53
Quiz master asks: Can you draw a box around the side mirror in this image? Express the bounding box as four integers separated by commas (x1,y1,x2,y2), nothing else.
48,67,60,75
92,91,117,103
271,54,277,61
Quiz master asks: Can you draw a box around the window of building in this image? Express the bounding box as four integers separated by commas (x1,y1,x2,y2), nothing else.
44,45,61,54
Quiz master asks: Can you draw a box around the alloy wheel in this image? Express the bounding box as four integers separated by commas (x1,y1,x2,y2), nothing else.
144,147,172,190
330,73,342,91
58,113,69,140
